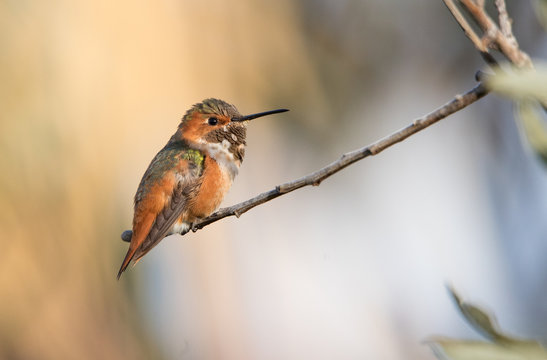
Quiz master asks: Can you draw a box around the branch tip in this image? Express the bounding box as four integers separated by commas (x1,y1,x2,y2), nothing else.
121,230,132,243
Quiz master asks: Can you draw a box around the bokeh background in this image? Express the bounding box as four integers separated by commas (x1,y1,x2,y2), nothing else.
1,0,547,359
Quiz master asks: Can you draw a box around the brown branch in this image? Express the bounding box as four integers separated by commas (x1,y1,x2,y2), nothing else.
444,0,501,67
495,0,512,39
443,0,532,69
121,82,489,242
443,0,488,53
122,2,533,243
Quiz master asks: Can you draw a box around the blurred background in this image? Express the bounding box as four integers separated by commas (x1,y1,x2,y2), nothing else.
1,0,547,359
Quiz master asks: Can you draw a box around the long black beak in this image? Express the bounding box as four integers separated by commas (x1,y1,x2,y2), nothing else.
231,108,289,122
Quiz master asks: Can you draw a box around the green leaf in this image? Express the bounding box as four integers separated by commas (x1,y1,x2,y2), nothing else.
485,65,547,104
427,338,546,360
426,287,547,360
485,66,547,164
447,286,517,344
533,0,547,30
517,101,547,164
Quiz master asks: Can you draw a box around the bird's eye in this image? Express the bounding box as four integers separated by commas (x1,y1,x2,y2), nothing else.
207,117,218,126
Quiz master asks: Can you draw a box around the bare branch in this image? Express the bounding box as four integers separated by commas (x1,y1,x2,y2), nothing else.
121,82,489,242
122,0,534,244
442,0,499,67
495,0,512,38
448,0,533,68
443,0,488,52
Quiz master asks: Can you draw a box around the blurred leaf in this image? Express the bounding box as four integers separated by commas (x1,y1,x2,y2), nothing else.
485,66,547,164
427,338,547,360
485,65,547,104
447,286,512,343
517,101,547,164
426,287,547,360
533,0,547,30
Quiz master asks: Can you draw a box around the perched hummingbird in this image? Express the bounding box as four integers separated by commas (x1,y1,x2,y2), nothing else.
117,98,288,279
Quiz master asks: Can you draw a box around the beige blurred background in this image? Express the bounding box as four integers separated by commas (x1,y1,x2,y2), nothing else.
2,0,547,359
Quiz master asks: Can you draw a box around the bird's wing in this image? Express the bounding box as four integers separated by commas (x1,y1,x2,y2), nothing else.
117,174,200,279
117,148,203,279
132,178,200,262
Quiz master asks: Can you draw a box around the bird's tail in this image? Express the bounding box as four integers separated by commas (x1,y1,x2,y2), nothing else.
117,242,139,280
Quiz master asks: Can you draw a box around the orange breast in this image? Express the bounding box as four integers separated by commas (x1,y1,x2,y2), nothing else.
189,156,232,219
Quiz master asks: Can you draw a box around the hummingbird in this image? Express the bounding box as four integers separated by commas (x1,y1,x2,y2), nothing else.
117,98,288,279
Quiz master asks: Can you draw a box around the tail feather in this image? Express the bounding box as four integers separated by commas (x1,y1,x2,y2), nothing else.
117,213,156,279
117,243,139,280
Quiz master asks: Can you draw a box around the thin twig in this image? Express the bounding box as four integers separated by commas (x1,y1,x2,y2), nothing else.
121,82,489,242
443,0,501,67
494,0,521,60
443,0,500,67
444,0,487,52
452,0,532,68
495,0,512,38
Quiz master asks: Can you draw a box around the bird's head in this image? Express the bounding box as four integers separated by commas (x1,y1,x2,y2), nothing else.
173,98,288,149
